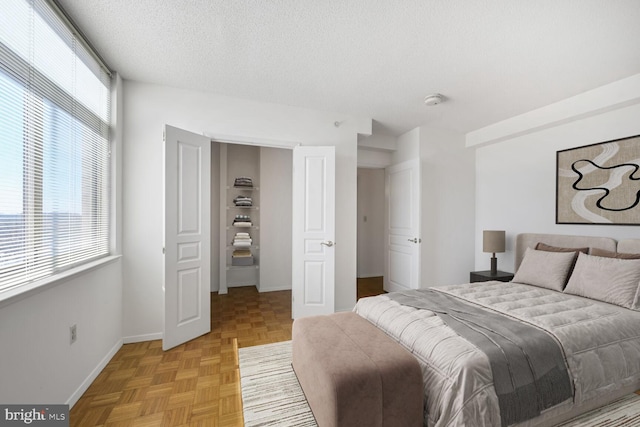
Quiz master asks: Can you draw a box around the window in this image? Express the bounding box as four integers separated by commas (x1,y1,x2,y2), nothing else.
0,0,111,294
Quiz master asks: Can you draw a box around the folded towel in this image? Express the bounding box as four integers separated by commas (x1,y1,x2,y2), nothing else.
232,249,252,257
233,222,252,228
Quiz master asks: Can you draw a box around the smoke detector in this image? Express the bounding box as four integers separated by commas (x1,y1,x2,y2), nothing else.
424,93,444,106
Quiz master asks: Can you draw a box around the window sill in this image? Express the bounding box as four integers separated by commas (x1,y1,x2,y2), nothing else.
0,254,122,308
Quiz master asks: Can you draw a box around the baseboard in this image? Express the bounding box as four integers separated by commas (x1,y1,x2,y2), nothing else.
123,332,163,344
258,285,292,293
67,338,123,408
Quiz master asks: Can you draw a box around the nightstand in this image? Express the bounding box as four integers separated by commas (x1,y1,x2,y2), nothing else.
470,270,514,283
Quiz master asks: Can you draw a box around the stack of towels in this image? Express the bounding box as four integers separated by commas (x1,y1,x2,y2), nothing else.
234,177,253,188
231,248,253,266
234,195,253,207
231,232,253,266
232,232,252,247
233,215,252,227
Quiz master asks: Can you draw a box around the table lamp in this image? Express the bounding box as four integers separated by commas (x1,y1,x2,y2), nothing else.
483,230,505,275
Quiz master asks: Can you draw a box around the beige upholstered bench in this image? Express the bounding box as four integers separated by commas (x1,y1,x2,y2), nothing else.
292,312,423,427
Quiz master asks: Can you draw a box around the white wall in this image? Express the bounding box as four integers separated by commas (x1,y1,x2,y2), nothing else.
122,81,363,340
0,261,123,405
357,168,385,277
392,127,420,164
475,101,640,273
358,133,397,151
419,126,476,286
357,147,392,168
260,147,293,291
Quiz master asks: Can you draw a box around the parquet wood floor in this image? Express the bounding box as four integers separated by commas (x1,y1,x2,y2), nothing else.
70,280,384,427
70,287,292,427
356,276,384,299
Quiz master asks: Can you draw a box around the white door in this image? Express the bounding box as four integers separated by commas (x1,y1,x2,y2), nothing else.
292,146,336,319
386,159,421,292
163,125,211,350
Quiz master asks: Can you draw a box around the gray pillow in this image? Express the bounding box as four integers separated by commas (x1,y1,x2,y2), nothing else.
565,252,640,309
590,247,640,260
513,247,576,291
535,242,587,284
535,242,588,255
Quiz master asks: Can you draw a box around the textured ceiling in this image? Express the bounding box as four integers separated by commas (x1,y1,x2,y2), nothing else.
58,0,640,136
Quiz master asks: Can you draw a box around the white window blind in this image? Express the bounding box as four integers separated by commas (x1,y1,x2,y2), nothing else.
0,0,111,293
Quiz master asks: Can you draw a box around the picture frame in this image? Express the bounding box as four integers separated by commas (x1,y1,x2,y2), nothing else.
556,134,640,225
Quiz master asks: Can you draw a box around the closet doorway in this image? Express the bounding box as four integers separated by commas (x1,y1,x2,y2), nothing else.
165,125,337,349
356,167,385,283
216,143,293,295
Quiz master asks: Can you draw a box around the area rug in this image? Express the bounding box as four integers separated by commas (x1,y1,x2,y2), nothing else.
239,341,317,426
239,341,640,427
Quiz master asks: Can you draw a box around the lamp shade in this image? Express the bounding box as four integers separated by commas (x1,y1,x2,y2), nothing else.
483,230,505,253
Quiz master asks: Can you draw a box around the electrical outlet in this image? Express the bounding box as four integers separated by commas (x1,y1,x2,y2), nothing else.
70,324,77,344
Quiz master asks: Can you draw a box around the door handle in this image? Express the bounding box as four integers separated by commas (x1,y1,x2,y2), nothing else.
321,240,334,247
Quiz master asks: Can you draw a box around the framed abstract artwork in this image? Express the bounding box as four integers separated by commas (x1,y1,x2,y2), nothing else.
556,134,640,225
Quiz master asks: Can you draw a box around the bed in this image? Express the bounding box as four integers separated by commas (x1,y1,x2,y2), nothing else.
354,233,640,427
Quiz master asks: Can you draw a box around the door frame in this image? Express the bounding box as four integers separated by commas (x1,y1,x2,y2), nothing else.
209,134,297,295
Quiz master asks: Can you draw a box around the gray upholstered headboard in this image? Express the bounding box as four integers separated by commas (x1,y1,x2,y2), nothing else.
514,233,617,272
617,239,640,254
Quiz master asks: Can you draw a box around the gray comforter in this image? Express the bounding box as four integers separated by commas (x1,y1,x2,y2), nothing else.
354,281,640,427
387,289,572,426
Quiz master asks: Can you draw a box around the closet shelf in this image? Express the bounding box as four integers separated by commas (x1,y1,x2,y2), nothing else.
229,186,259,191
220,147,261,292
227,265,259,270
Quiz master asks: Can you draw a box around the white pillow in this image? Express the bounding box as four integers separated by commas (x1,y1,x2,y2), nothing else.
564,252,640,309
513,247,576,291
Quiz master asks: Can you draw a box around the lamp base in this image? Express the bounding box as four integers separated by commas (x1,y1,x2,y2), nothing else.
490,255,497,275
